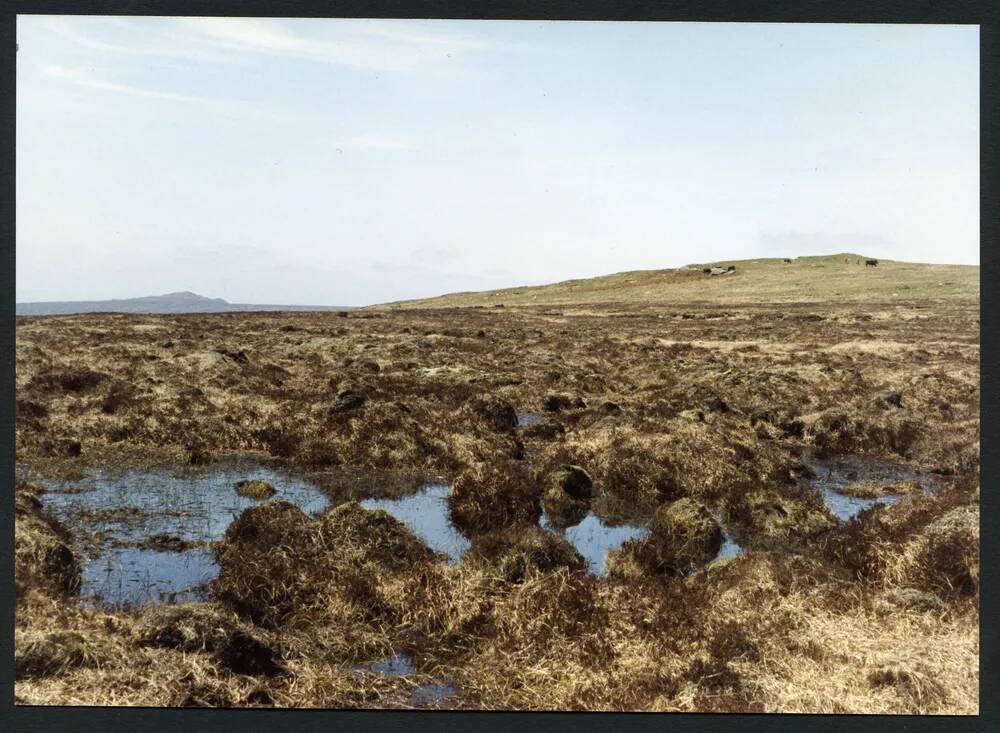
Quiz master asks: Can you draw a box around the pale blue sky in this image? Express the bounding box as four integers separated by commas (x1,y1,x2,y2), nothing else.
16,17,979,305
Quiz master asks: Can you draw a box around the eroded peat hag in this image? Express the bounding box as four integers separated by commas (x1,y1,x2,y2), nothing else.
14,291,979,712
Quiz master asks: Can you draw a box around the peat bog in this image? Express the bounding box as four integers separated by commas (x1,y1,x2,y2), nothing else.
14,261,980,711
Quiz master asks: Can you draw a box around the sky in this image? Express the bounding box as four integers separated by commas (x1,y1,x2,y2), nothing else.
16,17,979,306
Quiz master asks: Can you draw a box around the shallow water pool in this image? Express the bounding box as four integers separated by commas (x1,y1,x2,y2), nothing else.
805,452,943,521
716,524,744,560
84,547,218,606
516,412,543,428
541,510,648,574
360,483,471,563
366,653,415,676
355,652,457,706
39,462,329,608
362,482,650,575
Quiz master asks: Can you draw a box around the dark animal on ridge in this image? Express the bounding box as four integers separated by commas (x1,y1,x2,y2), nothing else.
866,259,879,267
784,258,792,263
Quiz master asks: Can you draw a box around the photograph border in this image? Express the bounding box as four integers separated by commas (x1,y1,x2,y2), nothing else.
2,1,995,731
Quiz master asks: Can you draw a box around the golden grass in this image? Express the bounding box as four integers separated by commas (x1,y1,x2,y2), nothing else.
14,277,979,711
749,603,978,714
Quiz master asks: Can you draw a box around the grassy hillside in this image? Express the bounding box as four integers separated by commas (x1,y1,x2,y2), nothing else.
378,254,979,308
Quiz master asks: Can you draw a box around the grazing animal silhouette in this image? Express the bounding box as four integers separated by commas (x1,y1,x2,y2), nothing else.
702,268,711,274
866,259,879,267
783,258,792,263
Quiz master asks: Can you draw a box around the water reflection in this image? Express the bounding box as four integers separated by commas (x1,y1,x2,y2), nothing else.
360,483,471,563
40,462,328,607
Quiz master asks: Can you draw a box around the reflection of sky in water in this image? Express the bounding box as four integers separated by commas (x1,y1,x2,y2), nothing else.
36,456,771,608
367,482,653,576
410,682,456,706
805,452,941,521
84,547,217,608
818,490,906,522
517,412,543,427
39,462,329,608
360,483,471,563
355,652,457,705
712,511,743,560
717,533,743,559
41,464,329,543
368,652,415,675
542,510,648,574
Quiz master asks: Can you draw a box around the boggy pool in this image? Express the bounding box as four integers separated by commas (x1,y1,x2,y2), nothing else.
366,485,666,575
368,487,744,574
34,449,945,612
803,452,945,521
39,459,752,608
358,452,945,572
360,483,471,562
539,510,648,574
39,461,329,608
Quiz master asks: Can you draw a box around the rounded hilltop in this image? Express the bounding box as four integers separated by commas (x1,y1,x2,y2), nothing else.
373,253,978,309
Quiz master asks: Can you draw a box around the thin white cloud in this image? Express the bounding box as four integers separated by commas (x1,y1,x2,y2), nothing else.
174,17,490,72
410,247,461,264
34,16,500,75
359,21,497,51
39,16,233,63
178,17,317,54
41,64,214,103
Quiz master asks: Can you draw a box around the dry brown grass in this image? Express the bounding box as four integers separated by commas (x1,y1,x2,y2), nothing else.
449,459,541,535
13,276,979,711
15,482,80,597
231,479,275,500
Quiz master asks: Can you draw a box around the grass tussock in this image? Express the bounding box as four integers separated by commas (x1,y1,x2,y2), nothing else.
15,482,80,597
449,460,541,536
608,498,723,579
233,479,277,500
820,483,979,601
136,604,285,676
211,499,445,665
467,524,585,582
16,631,102,679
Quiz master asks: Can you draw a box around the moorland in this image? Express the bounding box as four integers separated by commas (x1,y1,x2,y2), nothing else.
14,254,980,712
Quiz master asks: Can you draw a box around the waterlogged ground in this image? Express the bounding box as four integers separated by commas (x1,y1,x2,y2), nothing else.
353,652,457,706
365,480,656,574
804,451,946,521
37,461,328,607
35,463,698,603
13,297,979,712
30,449,940,607
540,510,649,573
360,483,470,562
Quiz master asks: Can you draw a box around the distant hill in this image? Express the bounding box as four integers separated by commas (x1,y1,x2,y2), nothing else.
376,254,979,309
16,291,352,316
